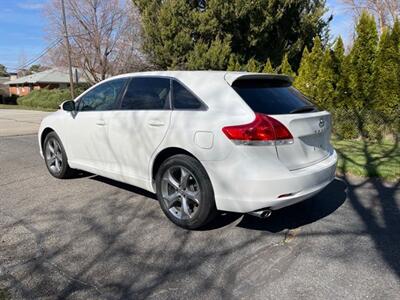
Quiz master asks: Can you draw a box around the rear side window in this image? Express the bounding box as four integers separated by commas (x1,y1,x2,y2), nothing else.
172,80,203,110
232,79,317,115
121,77,170,110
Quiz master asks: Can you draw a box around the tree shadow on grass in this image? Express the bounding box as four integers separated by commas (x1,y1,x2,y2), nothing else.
335,111,400,278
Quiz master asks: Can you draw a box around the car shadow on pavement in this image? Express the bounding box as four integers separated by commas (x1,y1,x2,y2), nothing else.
90,174,347,233
90,175,158,200
235,179,347,232
191,179,346,231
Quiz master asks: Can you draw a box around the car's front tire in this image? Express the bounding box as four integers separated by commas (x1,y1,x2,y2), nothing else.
43,132,75,179
156,154,217,229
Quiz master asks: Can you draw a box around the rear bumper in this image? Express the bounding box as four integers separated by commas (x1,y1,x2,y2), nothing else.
202,150,337,213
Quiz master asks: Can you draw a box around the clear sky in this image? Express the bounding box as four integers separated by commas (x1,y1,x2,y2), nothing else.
0,0,353,72
327,0,354,45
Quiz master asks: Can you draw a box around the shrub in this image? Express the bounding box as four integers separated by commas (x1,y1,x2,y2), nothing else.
332,109,396,141
17,87,86,110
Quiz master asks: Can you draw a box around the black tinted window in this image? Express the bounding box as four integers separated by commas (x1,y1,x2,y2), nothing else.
172,81,203,110
232,79,316,115
121,78,170,110
78,79,126,111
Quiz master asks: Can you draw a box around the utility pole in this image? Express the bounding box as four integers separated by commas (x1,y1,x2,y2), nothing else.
61,0,75,99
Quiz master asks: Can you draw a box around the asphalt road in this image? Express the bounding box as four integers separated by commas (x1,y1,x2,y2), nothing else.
0,134,399,299
0,109,50,137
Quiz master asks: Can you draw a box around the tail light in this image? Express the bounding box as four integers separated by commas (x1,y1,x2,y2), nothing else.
222,113,293,145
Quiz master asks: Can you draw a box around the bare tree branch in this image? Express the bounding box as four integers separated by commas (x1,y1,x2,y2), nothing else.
43,0,149,84
340,0,399,32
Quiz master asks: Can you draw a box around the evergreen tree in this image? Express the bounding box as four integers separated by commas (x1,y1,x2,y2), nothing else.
262,59,275,73
279,54,295,77
332,36,349,109
246,58,261,72
373,20,400,121
29,64,42,73
315,49,337,109
294,37,323,99
0,64,8,77
187,37,231,70
134,0,331,70
227,55,242,71
348,11,378,110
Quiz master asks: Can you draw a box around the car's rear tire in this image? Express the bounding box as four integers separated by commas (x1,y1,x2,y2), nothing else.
156,154,217,229
43,132,75,179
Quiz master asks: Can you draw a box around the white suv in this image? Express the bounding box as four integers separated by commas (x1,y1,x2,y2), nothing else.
39,71,337,229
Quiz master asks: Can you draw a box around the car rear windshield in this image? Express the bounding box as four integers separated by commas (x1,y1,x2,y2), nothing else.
232,79,317,115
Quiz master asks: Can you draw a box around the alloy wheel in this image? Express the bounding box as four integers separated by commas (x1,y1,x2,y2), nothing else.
161,166,201,220
45,138,63,174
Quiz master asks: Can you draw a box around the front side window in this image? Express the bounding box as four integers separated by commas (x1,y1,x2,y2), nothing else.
78,79,126,111
121,77,170,110
172,81,203,110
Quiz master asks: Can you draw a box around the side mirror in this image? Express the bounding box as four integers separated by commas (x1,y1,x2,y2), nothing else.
61,100,75,112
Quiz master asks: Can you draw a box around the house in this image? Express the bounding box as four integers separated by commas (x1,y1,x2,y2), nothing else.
5,68,89,96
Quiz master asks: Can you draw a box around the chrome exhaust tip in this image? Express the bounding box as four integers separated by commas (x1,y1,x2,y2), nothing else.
248,209,272,219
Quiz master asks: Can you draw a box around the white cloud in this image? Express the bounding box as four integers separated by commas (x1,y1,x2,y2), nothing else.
17,1,45,10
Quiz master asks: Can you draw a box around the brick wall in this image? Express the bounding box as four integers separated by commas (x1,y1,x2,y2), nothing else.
9,83,65,96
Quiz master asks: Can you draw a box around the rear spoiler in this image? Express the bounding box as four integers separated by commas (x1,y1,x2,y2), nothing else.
224,72,293,86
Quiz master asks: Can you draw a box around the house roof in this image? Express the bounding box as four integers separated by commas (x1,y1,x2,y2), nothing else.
4,68,89,85
0,77,10,84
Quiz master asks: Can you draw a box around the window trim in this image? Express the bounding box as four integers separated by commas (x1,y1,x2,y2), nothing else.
170,78,208,111
75,78,128,112
117,76,172,111
75,75,209,112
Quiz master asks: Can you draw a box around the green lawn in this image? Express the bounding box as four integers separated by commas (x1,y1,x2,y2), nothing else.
333,138,399,181
0,104,56,112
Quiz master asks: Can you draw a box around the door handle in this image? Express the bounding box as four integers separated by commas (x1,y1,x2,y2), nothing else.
148,119,165,127
96,120,106,126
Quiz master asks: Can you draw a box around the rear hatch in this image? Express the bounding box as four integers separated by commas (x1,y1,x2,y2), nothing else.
271,112,332,170
230,75,332,170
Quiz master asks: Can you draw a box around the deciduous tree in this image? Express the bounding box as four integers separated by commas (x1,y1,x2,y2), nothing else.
44,0,145,83
340,0,399,31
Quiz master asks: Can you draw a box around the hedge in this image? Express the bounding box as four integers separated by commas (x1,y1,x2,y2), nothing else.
17,88,86,110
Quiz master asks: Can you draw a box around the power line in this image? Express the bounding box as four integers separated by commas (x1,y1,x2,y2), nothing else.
7,38,62,71
61,0,75,98
7,5,128,73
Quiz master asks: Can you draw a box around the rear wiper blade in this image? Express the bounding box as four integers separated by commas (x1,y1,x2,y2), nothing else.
290,105,317,114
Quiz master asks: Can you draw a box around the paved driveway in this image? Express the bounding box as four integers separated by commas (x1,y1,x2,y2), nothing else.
0,134,399,299
0,109,50,137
